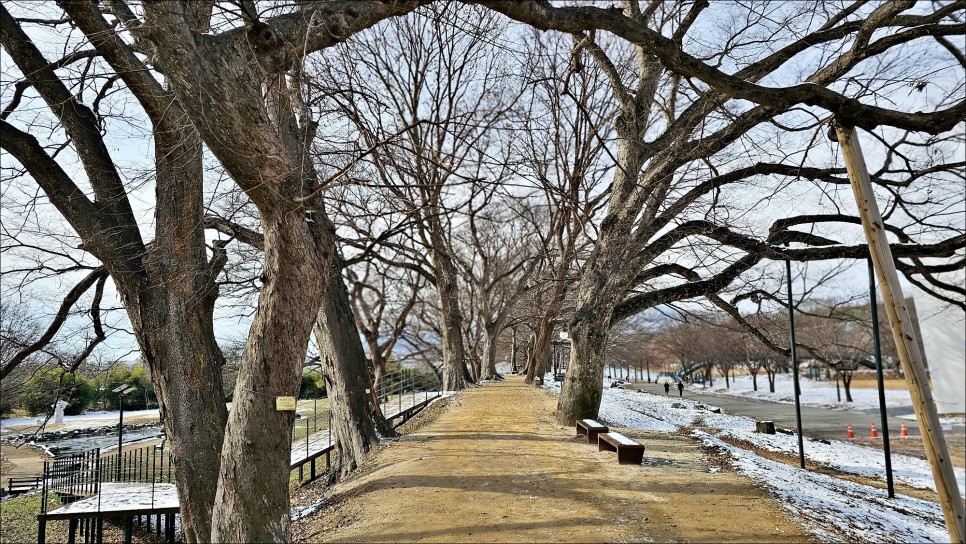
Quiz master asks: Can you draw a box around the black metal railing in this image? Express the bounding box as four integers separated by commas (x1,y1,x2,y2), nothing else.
39,441,173,514
288,369,442,485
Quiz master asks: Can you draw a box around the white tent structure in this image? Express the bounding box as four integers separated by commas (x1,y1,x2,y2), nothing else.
910,254,966,414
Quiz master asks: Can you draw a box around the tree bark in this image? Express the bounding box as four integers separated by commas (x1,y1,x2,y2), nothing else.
525,322,552,385
0,9,228,539
556,308,608,425
134,123,227,543
554,210,641,424
428,218,470,391
211,212,330,543
479,322,504,381
313,260,380,479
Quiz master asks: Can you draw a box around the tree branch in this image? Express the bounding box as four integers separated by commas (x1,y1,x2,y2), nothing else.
1,268,108,380
473,0,964,134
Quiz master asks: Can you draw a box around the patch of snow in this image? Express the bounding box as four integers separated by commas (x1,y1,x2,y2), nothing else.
1,409,161,432
46,483,178,516
694,375,911,411
717,425,966,495
896,413,965,426
543,374,962,541
699,432,950,543
291,499,326,521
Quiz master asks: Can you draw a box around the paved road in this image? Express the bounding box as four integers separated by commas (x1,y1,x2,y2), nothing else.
630,381,921,441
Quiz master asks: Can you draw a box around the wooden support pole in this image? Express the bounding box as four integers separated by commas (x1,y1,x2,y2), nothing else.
834,121,965,543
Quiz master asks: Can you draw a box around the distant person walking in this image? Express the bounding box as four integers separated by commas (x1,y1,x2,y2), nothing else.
664,382,670,395
677,381,684,397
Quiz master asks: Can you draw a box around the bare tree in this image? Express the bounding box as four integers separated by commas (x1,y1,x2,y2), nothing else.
2,4,229,538
515,29,614,385
456,195,539,380
479,0,965,425
3,2,422,541
310,4,516,391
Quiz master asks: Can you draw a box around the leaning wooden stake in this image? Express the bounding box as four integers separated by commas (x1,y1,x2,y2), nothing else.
834,120,965,543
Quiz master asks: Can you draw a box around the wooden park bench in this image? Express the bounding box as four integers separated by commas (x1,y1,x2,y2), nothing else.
575,419,609,444
6,476,42,495
597,432,645,464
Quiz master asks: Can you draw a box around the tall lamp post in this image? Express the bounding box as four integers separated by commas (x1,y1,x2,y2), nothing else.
869,256,895,497
113,384,136,479
559,328,569,379
550,338,559,377
785,257,806,469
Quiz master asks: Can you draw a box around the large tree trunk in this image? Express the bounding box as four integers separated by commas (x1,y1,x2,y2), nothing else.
525,322,553,384
211,212,330,543
554,231,639,424
313,261,380,478
0,8,229,540
479,322,504,381
133,124,227,543
135,302,226,542
556,306,609,425
427,220,470,391
553,113,648,424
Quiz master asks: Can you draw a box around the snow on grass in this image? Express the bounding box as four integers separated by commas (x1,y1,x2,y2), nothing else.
0,409,161,432
597,384,966,496
291,499,326,521
541,374,957,543
717,425,966,495
699,432,950,544
897,413,965,426
694,374,912,411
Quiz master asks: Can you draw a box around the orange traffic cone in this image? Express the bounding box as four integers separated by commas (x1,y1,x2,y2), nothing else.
900,422,909,437
870,423,878,438
847,424,854,440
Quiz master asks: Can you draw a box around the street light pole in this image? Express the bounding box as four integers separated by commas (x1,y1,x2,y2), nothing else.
869,256,895,498
118,395,124,461
785,258,806,469
113,384,136,480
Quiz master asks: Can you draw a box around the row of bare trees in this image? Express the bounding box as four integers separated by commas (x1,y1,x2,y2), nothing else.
2,1,963,541
631,296,902,399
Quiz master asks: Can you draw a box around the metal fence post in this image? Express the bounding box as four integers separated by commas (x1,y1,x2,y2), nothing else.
327,411,332,470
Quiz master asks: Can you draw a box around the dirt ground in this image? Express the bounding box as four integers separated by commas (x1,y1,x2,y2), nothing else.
0,442,50,488
294,376,815,543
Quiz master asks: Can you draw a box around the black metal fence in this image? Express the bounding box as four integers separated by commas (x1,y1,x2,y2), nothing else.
289,369,442,485
39,441,173,514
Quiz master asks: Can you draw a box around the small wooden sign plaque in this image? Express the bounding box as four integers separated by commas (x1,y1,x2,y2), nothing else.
275,396,297,411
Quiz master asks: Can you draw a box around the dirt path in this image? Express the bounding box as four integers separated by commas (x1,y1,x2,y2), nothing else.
295,376,815,543
0,442,49,489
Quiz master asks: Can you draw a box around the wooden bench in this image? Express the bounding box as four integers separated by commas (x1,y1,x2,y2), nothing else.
575,419,609,444
598,432,645,464
6,476,42,495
